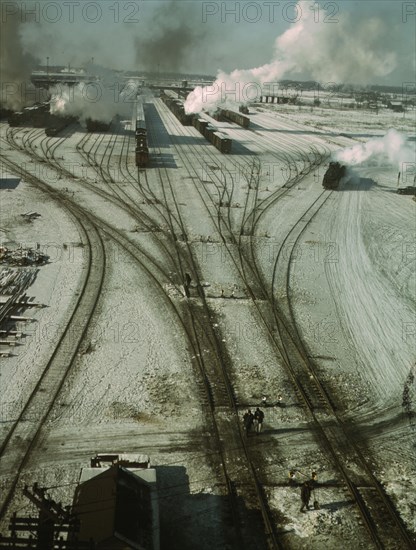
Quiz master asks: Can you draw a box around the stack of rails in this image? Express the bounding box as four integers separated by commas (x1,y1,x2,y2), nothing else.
192,117,232,154
135,98,149,167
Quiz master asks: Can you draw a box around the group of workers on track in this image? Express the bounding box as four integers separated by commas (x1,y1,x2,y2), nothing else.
242,407,264,435
242,398,320,512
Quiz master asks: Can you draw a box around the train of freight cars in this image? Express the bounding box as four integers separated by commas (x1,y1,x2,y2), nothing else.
161,95,194,126
135,99,149,167
161,95,232,154
212,108,250,128
322,162,346,189
8,102,51,127
193,117,232,153
8,103,77,136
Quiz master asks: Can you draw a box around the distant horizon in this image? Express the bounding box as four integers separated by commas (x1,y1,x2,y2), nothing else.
31,65,415,96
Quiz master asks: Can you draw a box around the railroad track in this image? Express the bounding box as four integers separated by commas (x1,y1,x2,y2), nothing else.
149,99,282,549
154,101,415,548
0,161,106,521
0,139,244,546
2,112,413,547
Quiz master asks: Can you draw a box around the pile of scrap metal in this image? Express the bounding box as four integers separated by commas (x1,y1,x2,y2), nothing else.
0,268,42,356
0,244,48,266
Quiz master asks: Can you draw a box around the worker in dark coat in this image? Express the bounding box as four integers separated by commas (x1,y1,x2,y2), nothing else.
254,407,264,434
300,481,312,512
243,410,254,436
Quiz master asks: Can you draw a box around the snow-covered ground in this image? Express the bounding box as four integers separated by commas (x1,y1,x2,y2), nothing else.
0,97,415,547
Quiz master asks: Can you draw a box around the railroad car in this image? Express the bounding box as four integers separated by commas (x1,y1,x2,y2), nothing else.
7,103,49,127
221,109,250,128
136,100,146,138
163,97,194,126
239,105,249,115
212,132,232,154
212,109,224,122
44,114,76,136
194,118,208,134
322,162,346,189
397,186,416,196
204,124,217,141
135,145,149,167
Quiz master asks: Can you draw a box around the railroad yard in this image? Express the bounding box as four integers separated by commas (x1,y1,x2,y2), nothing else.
0,90,415,550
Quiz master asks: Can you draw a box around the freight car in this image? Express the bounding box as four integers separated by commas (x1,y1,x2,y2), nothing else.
8,103,50,127
162,96,194,125
212,132,232,154
193,117,208,135
45,114,76,136
204,124,217,141
322,162,346,189
211,108,249,128
136,100,146,138
239,105,249,115
221,109,250,128
135,145,149,167
135,97,149,166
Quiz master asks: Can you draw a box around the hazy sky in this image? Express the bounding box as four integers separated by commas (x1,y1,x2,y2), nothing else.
12,0,416,85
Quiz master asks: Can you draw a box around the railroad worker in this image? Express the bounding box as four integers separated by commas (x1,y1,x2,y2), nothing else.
310,471,318,487
254,407,264,434
300,481,312,512
276,395,283,407
243,409,254,436
261,395,267,406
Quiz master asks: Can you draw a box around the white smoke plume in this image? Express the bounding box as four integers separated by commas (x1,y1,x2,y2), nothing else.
334,129,414,170
185,0,400,114
50,76,139,124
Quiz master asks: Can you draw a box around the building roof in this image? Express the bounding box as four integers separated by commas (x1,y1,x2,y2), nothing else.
72,465,153,550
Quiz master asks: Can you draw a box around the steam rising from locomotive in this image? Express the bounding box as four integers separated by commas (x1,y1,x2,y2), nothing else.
185,0,400,114
50,78,139,125
334,130,413,170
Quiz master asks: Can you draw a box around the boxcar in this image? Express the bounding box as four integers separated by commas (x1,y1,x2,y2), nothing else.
135,146,149,167
205,124,217,141
212,132,232,154
222,109,250,128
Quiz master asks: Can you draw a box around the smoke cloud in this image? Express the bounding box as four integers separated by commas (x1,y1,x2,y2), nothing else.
334,130,414,170
135,1,203,73
185,0,401,114
50,73,139,124
0,6,39,109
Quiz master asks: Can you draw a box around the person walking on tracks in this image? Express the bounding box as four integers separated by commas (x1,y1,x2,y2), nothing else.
254,407,264,434
243,409,254,436
300,481,312,512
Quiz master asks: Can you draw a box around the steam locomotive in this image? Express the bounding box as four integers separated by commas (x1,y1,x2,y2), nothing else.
322,162,346,189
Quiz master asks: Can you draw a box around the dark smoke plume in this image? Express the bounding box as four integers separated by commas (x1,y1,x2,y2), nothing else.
135,1,203,72
0,6,39,109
